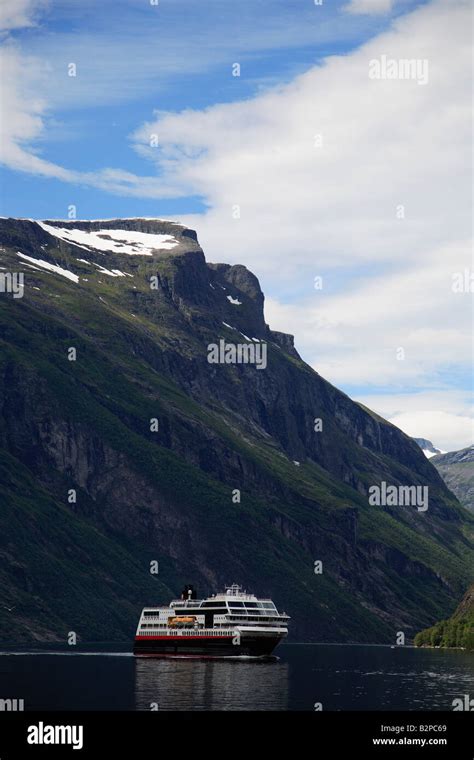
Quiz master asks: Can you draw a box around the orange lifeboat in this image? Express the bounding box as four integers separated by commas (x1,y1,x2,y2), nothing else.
168,616,196,627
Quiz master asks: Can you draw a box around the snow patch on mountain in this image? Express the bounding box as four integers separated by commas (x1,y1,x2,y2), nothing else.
37,222,178,256
93,263,126,278
17,253,79,283
412,437,446,459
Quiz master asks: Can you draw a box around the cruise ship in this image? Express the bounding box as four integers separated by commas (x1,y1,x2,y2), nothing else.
133,584,290,657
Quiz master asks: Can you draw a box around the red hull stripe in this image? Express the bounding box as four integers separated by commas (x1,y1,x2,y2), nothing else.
135,635,234,641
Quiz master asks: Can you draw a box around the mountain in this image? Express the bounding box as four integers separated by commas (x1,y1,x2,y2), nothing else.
0,218,473,644
431,446,474,514
414,583,474,650
413,438,444,459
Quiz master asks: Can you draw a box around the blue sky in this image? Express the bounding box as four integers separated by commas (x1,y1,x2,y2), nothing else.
1,0,425,219
0,0,472,451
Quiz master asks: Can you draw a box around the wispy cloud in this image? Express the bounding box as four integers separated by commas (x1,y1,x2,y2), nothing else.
0,43,70,179
344,0,394,16
264,240,471,388
356,391,473,451
0,38,176,191
0,0,48,32
130,0,470,274
1,0,384,181
18,0,382,111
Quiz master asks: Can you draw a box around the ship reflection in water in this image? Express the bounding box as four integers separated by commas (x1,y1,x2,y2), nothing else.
135,657,289,711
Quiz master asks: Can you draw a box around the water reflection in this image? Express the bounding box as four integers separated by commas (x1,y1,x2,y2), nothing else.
0,645,471,711
135,657,289,711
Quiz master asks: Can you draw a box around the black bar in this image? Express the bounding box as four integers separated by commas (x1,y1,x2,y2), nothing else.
0,711,472,758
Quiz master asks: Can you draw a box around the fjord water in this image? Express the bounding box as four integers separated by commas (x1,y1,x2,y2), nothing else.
1,644,472,711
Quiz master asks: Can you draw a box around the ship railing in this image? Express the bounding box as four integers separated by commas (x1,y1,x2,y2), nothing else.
169,599,204,607
225,612,290,619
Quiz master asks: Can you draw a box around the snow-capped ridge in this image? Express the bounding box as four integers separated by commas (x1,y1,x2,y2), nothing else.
37,222,179,256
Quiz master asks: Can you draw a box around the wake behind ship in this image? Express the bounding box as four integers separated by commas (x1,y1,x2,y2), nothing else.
133,584,290,657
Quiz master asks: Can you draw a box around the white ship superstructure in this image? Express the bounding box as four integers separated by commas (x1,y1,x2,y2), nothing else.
133,583,289,657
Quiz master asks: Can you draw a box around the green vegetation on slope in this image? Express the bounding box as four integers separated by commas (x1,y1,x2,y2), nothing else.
414,584,474,650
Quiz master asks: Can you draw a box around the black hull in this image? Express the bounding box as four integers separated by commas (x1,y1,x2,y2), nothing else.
133,635,284,658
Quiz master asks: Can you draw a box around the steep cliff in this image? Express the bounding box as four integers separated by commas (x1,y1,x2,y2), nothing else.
0,218,472,644
431,446,474,513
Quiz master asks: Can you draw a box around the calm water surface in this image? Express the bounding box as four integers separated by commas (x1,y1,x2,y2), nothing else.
0,644,472,711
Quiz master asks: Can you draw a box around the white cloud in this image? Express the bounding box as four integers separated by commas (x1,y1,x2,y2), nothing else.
344,0,394,16
388,412,472,453
132,0,471,282
0,44,175,193
264,240,472,387
0,44,73,180
0,0,48,31
355,391,473,451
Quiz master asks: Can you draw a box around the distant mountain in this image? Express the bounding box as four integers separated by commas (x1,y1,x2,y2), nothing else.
431,446,474,514
0,217,473,644
412,438,445,459
414,583,474,650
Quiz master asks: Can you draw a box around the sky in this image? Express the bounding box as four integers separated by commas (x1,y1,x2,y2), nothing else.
0,0,472,451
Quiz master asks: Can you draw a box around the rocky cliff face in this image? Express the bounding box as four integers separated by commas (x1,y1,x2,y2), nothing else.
431,446,474,513
0,218,472,644
413,438,443,458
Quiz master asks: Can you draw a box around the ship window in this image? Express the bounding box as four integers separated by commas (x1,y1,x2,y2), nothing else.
174,609,201,615
201,602,228,609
